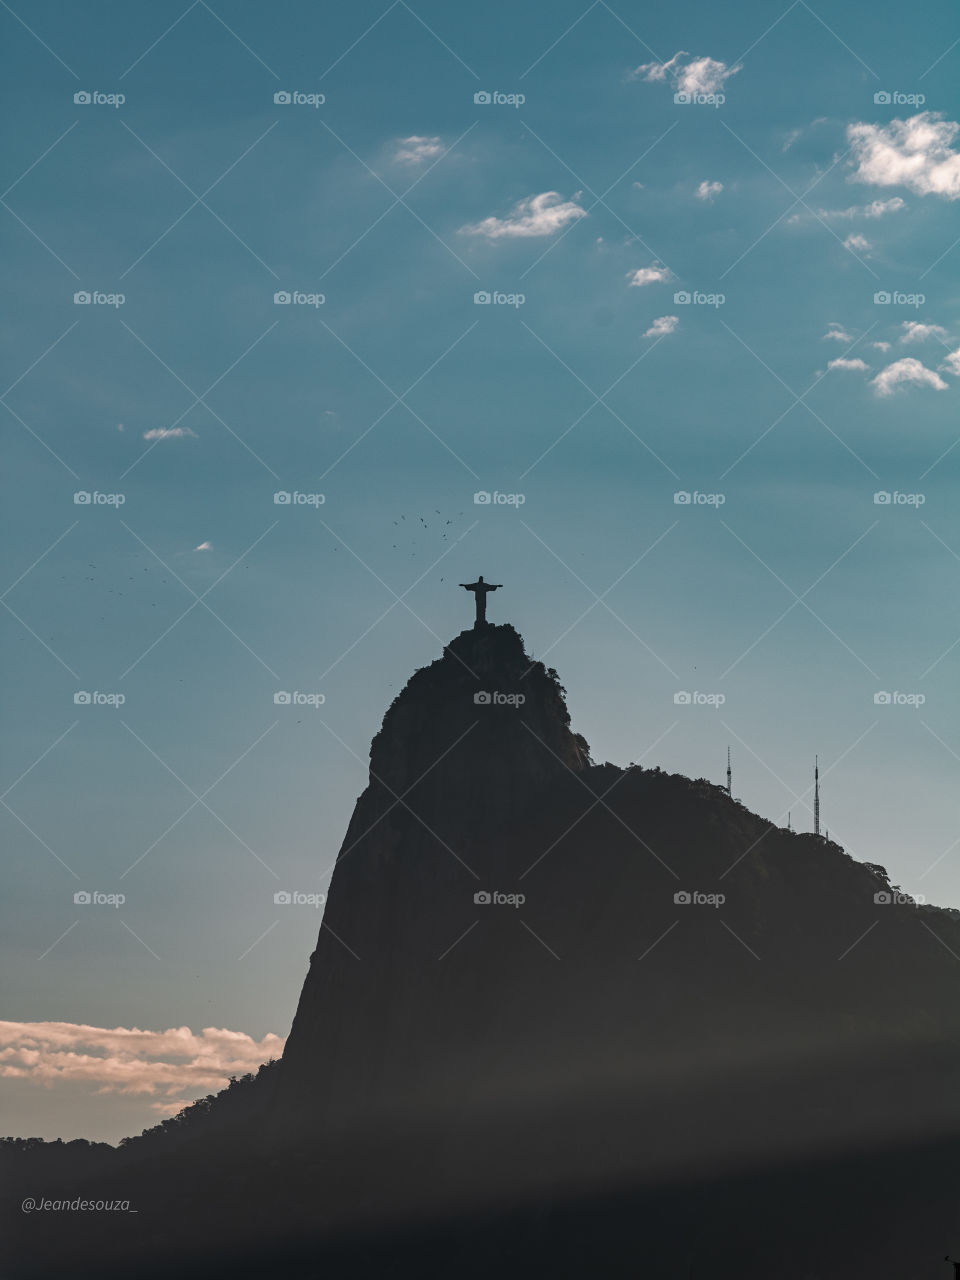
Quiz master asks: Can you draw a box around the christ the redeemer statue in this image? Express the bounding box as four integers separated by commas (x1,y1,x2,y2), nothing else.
460,575,502,627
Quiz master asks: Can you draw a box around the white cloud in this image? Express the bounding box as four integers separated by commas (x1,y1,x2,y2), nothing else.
393,135,444,165
899,320,950,344
817,197,907,219
632,51,687,82
847,113,960,199
194,541,212,551
626,263,673,287
632,52,740,97
644,315,678,338
459,191,587,240
843,233,872,252
143,427,197,441
871,357,948,396
871,341,891,351
862,196,907,217
677,56,740,96
696,180,723,201
823,323,855,343
0,1021,284,1100
828,357,869,372
940,347,960,377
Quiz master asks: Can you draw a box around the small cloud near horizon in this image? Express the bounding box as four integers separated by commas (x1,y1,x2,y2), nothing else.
0,1021,285,1112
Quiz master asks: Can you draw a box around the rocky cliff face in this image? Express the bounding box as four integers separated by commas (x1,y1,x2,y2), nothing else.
276,624,960,1191
277,624,592,1112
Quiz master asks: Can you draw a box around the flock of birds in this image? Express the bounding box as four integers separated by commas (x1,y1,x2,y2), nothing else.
389,510,464,578
52,510,468,621
60,563,171,621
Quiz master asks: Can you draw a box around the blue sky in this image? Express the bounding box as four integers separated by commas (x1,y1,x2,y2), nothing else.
2,0,960,1140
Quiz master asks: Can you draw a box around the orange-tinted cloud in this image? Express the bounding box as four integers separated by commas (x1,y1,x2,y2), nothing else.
0,1021,284,1103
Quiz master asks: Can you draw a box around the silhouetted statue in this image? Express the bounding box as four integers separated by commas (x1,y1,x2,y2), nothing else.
460,575,502,627
946,1257,960,1277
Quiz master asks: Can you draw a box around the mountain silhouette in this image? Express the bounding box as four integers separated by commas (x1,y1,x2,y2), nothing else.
6,624,960,1279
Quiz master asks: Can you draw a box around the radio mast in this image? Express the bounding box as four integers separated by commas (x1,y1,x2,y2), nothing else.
814,756,820,836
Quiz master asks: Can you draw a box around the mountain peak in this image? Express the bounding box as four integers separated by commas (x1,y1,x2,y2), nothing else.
367,624,591,806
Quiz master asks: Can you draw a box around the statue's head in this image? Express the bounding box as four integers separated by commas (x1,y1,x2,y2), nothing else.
477,575,485,582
